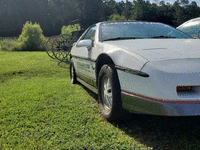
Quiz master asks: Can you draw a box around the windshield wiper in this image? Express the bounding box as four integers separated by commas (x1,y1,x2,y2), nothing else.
149,35,176,39
103,37,142,41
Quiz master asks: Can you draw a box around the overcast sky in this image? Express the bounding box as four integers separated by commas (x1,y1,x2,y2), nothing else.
115,0,200,6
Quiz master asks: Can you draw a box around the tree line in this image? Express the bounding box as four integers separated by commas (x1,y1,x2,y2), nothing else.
0,0,200,37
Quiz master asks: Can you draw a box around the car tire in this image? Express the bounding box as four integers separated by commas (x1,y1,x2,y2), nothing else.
98,64,127,121
70,63,77,84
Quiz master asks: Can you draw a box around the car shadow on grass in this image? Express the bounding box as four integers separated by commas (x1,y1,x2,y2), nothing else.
57,61,70,68
51,59,70,68
114,114,200,150
73,83,200,150
80,84,98,101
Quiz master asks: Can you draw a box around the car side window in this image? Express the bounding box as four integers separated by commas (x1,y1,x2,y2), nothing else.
82,26,96,40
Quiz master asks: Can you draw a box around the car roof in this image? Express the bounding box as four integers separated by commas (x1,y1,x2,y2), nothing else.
98,21,163,24
177,17,200,29
96,21,167,27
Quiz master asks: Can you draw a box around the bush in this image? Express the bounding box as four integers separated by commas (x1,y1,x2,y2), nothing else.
0,37,18,51
17,21,46,51
108,14,126,21
61,24,81,36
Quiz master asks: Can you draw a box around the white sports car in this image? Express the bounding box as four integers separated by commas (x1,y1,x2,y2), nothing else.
177,17,200,38
70,21,200,121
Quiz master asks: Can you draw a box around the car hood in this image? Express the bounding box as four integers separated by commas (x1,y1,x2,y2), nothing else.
103,39,200,61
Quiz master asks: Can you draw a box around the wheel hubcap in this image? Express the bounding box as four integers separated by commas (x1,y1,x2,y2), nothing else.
102,76,112,109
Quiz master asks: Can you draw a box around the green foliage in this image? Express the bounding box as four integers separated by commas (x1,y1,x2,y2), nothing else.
1,0,200,37
108,14,126,21
0,37,18,51
18,21,46,51
61,24,81,36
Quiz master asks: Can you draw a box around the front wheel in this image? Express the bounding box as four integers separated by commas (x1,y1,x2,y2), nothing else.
98,64,126,121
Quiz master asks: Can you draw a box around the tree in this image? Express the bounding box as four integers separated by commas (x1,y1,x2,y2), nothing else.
103,0,119,19
0,0,51,36
48,0,80,34
131,0,151,21
184,1,200,21
173,1,188,26
122,0,132,20
61,24,81,35
79,0,105,29
156,1,175,26
108,14,126,21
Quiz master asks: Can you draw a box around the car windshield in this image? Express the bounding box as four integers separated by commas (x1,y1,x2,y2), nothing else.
100,22,192,41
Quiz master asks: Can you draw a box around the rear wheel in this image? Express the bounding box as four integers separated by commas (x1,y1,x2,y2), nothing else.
98,64,126,121
70,63,77,84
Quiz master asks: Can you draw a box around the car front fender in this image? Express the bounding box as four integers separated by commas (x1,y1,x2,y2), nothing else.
106,49,149,71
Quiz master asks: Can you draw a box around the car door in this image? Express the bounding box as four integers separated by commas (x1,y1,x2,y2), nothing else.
71,25,97,86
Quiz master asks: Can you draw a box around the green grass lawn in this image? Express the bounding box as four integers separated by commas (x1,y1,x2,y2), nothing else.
0,51,145,149
1,51,200,150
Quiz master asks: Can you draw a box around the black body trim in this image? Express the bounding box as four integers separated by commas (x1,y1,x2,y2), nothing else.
71,55,96,62
76,71,96,87
77,77,98,94
115,65,149,77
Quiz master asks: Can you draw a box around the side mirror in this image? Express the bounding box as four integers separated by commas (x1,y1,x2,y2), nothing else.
77,39,93,50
